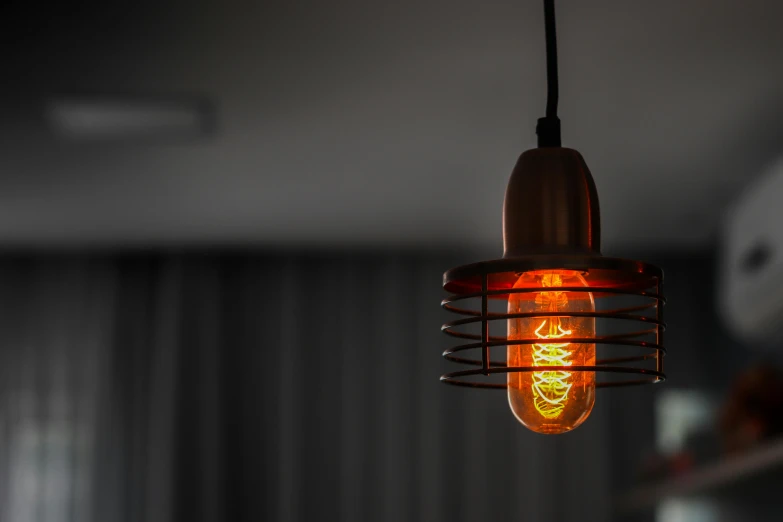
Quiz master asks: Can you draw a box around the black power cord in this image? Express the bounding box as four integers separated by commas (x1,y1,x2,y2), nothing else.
536,0,562,147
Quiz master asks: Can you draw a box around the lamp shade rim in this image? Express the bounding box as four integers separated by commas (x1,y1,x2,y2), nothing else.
443,255,663,295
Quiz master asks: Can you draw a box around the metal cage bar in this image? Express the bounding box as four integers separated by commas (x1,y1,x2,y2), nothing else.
440,257,666,390
481,274,489,374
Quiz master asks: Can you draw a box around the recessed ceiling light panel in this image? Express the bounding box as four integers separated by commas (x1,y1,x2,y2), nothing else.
46,96,215,141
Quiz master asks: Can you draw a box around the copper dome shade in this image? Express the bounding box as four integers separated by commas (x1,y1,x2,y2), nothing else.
503,147,601,258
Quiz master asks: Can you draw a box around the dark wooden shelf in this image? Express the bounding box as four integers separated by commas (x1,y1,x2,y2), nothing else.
614,437,783,515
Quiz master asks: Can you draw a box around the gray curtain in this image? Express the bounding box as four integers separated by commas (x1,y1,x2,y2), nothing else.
0,252,613,522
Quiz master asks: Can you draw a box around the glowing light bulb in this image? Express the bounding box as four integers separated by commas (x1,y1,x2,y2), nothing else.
507,270,595,434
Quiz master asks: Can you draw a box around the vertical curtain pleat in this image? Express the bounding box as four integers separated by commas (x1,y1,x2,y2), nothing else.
379,257,407,522
338,258,364,522
277,257,301,522
414,258,445,522
144,259,182,522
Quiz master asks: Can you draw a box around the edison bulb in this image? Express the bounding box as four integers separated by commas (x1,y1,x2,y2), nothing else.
507,270,595,434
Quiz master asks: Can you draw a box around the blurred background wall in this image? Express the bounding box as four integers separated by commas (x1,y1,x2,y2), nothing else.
0,252,615,522
3,1,783,522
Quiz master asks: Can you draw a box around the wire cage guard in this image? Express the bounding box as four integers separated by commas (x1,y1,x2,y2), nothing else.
440,255,666,389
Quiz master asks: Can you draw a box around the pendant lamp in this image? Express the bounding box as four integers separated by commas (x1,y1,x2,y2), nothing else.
440,0,666,434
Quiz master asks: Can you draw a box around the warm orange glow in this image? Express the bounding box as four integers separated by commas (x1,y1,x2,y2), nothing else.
507,270,595,434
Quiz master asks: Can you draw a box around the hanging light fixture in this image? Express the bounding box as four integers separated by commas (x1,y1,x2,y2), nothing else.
440,0,666,434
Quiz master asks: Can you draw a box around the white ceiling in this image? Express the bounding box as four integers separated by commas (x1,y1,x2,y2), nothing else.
2,0,783,251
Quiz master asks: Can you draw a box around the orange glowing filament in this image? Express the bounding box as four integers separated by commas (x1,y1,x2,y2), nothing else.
531,318,573,418
529,275,574,419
